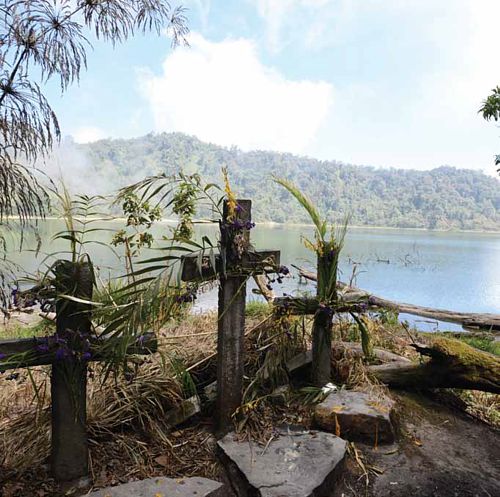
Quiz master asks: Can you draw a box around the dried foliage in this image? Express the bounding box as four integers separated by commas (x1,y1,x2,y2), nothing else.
0,312,253,494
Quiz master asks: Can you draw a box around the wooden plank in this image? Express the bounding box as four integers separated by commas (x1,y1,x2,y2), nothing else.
181,249,280,281
0,333,157,372
216,274,246,433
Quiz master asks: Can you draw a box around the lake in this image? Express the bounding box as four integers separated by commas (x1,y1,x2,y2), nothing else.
5,220,500,332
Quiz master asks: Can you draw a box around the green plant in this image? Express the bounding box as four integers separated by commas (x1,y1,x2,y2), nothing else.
458,336,500,357
273,176,347,303
111,191,162,281
169,355,197,399
245,300,271,318
351,313,373,361
86,173,224,378
48,183,113,262
273,177,374,373
479,86,500,174
273,177,355,384
377,309,400,326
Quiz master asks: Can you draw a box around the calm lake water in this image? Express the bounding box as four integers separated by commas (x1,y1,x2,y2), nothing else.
6,220,500,332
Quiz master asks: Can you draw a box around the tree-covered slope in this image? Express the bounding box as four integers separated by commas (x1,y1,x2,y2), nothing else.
79,132,500,231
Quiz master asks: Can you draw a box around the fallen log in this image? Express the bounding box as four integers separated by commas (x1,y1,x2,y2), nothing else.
281,339,499,393
292,265,500,331
333,341,411,364
368,338,500,394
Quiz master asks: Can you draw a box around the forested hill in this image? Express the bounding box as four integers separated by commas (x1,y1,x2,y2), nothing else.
78,132,500,231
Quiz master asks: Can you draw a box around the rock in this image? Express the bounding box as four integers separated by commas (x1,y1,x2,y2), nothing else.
87,476,225,497
269,384,291,406
204,381,217,402
285,350,312,374
314,390,395,444
218,428,347,496
164,395,201,428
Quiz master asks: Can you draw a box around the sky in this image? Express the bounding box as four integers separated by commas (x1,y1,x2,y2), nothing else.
45,0,500,173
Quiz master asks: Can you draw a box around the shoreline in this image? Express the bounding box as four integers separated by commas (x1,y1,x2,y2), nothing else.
5,216,500,235
253,221,500,235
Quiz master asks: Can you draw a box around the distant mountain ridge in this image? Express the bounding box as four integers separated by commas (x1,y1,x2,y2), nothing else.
77,132,500,231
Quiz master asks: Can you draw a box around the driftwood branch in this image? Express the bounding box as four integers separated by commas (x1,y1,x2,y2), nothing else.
293,265,500,331
252,275,275,302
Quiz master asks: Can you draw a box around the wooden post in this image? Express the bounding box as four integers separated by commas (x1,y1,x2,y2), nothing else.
179,199,279,432
216,200,251,433
51,260,93,482
311,254,334,386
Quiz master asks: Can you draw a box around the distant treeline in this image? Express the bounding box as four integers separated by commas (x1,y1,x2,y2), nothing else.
78,132,500,231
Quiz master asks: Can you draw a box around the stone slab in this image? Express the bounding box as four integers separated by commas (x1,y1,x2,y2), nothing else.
314,390,395,444
218,428,346,497
87,476,226,497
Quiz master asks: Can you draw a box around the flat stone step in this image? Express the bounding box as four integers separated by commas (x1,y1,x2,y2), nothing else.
218,428,347,497
87,476,225,497
314,389,395,444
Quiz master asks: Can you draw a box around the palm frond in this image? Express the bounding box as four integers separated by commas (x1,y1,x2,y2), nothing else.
272,176,325,238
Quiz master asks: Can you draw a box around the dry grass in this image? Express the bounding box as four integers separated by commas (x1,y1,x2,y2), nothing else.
0,311,269,495
456,390,500,427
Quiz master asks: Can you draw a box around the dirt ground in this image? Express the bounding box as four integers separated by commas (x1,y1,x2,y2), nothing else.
334,392,500,497
1,388,499,497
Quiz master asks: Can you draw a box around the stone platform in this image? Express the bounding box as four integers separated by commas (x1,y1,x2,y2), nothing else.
314,389,395,444
218,428,347,496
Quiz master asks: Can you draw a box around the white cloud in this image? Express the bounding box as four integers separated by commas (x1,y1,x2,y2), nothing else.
138,33,334,154
72,126,107,144
417,0,500,120
254,0,350,52
252,0,500,170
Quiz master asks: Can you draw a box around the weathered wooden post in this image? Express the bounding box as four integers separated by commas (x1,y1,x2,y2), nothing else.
51,260,93,482
311,253,335,386
181,199,280,435
0,270,158,485
215,199,250,432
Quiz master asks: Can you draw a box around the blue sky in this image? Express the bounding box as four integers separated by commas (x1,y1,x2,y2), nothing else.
45,0,500,172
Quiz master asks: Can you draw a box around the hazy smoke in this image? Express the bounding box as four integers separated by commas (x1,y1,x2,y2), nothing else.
38,136,119,197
